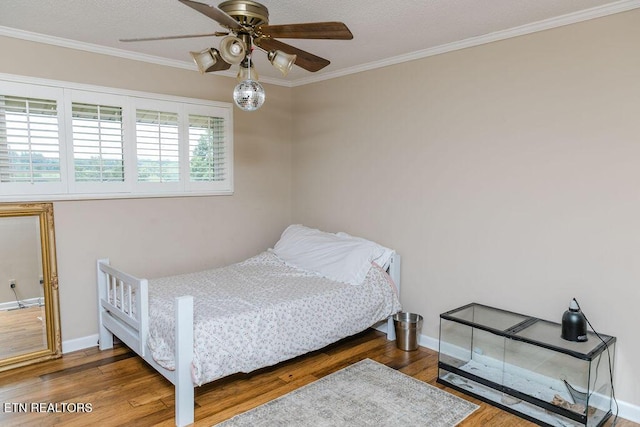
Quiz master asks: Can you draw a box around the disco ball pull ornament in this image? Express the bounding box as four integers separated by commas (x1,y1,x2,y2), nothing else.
233,79,265,111
233,54,265,111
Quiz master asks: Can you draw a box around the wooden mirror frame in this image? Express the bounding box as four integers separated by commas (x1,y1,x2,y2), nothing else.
0,202,61,371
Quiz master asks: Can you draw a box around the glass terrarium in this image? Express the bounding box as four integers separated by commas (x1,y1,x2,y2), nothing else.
437,303,616,427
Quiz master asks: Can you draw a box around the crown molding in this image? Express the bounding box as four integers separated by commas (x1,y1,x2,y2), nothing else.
0,25,286,87
290,0,640,87
2,0,639,89
0,25,194,70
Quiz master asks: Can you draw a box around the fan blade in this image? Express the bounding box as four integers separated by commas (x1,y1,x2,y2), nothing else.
178,0,241,30
255,38,330,72
120,32,227,42
258,22,353,40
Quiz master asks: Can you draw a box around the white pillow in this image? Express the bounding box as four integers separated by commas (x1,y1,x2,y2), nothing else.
273,225,394,285
335,231,395,270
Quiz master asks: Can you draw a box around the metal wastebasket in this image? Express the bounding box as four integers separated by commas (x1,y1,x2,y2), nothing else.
393,312,423,351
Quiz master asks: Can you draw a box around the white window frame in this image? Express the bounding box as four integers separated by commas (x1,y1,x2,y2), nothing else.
0,73,233,202
65,90,132,195
184,103,232,193
132,97,183,194
0,81,69,197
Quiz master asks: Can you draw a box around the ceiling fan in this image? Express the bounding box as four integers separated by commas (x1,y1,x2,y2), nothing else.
120,0,353,111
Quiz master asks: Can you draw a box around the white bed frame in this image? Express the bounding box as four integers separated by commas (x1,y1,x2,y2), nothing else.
97,254,401,426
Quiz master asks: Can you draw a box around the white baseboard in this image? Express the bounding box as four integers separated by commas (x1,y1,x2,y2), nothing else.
62,333,98,354
0,297,44,311
615,399,640,425
375,324,640,424
418,334,439,351
63,328,640,424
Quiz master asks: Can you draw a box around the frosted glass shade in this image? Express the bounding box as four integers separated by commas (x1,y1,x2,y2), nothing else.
236,64,259,82
190,48,231,73
268,50,297,76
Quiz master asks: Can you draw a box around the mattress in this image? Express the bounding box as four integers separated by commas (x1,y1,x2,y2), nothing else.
146,250,402,385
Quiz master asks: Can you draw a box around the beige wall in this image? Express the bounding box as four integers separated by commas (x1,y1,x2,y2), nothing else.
0,217,42,303
2,6,639,415
0,36,294,340
291,10,640,409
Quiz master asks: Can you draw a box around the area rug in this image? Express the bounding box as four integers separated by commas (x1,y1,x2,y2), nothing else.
215,359,479,426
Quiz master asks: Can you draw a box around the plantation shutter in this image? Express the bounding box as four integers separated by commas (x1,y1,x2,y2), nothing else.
0,95,60,183
72,103,124,182
135,109,180,183
2,76,232,200
188,114,226,182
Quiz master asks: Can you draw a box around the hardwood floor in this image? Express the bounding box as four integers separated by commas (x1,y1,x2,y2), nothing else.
0,329,635,426
0,306,47,360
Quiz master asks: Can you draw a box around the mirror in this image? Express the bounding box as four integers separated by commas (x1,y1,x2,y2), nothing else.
0,202,61,371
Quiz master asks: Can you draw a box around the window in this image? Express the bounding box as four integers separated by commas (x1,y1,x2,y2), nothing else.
72,102,124,183
0,75,233,201
189,114,226,183
0,95,61,184
136,109,180,183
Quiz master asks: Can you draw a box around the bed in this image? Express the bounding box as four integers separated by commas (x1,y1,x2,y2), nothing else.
96,225,402,426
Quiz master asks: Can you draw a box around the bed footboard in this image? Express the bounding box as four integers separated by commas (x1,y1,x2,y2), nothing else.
97,259,149,355
97,259,195,426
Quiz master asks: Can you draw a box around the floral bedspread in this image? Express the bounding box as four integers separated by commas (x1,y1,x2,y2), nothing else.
146,250,401,385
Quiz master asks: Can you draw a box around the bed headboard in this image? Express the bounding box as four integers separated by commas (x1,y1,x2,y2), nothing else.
387,253,401,293
384,253,401,341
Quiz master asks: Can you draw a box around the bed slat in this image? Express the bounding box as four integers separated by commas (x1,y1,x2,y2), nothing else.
97,259,147,356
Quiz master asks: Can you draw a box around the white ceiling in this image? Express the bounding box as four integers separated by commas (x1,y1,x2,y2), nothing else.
1,0,638,85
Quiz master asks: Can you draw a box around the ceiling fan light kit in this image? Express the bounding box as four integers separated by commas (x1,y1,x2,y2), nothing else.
190,47,232,73
124,0,353,111
218,36,247,64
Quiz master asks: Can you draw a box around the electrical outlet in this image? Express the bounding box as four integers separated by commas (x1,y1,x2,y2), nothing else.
9,279,16,289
